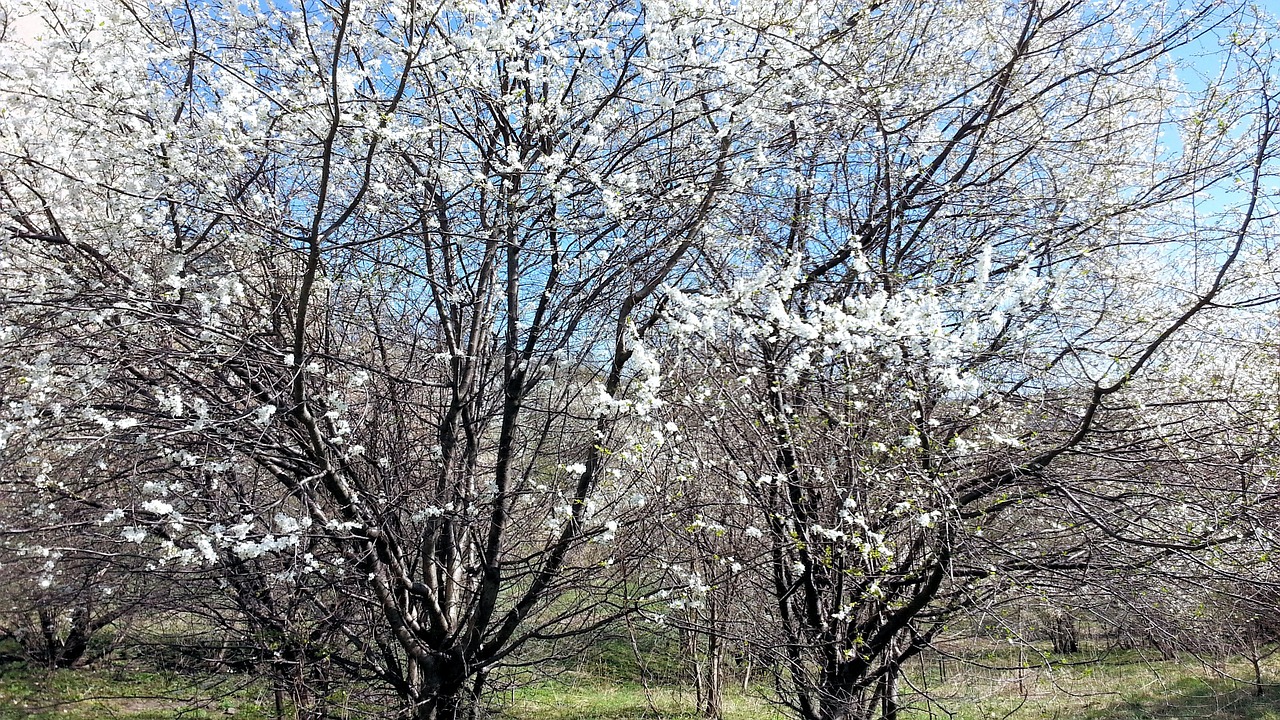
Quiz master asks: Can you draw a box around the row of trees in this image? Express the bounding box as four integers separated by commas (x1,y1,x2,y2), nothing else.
2,0,1279,718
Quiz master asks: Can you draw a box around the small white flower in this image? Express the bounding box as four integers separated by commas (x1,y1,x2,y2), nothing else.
412,507,445,521
565,462,588,477
142,481,168,496
274,513,302,534
142,500,174,515
254,405,277,426
195,536,217,564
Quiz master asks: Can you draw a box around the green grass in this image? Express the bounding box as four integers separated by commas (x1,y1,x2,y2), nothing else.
492,651,1280,720
896,654,1280,720
0,652,1275,719
496,676,785,720
0,665,272,720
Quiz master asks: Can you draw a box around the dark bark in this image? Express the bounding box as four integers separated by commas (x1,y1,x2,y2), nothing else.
35,606,96,669
1050,615,1079,655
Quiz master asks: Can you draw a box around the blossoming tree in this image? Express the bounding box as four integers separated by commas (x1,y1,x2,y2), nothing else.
648,2,1280,719
2,0,1279,719
0,0,813,714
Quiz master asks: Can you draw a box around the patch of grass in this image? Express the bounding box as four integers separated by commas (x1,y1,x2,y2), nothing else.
0,650,1275,720
497,674,785,720
898,654,1280,720
0,665,272,720
1081,675,1280,720
570,632,688,685
514,624,691,687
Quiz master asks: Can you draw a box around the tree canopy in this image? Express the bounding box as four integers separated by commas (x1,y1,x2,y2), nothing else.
1,0,1278,719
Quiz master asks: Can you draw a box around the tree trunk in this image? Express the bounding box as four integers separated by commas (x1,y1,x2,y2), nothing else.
410,664,472,720
1249,635,1264,697
703,629,723,719
1050,615,1079,655
815,675,866,720
1145,632,1175,660
38,609,58,669
686,627,704,710
273,683,286,720
879,665,899,720
36,607,93,669
467,670,488,720
818,698,864,720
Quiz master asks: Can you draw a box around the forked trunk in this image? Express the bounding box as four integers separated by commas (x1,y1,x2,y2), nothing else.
410,662,479,720
37,607,93,669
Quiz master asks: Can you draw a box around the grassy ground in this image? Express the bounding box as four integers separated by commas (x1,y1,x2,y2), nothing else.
0,652,1274,720
495,657,1280,720
497,678,785,720
895,654,1280,720
0,665,272,720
